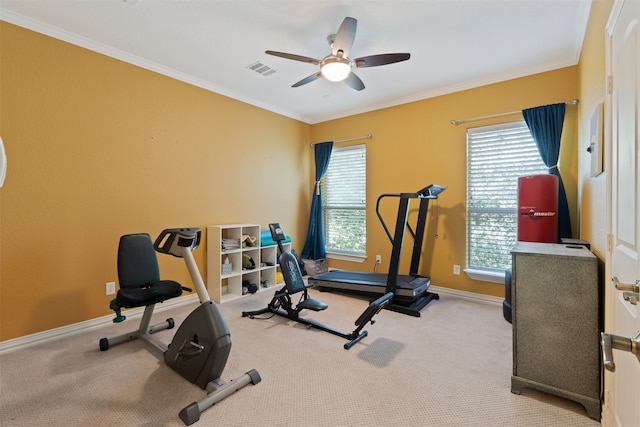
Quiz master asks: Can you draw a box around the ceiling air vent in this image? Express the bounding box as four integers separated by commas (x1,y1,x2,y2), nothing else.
247,61,276,76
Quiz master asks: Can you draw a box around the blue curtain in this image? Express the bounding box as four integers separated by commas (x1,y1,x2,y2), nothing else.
301,141,333,259
522,103,572,240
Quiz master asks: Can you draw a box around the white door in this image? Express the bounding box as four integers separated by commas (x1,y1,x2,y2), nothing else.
604,1,640,426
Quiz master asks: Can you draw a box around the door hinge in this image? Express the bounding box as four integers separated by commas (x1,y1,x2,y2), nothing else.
607,75,613,95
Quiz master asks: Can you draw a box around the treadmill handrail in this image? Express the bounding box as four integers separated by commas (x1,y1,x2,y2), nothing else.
376,193,401,243
375,192,426,244
375,185,447,244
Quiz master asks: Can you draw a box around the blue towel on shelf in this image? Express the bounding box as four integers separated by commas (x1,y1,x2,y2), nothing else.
260,229,291,246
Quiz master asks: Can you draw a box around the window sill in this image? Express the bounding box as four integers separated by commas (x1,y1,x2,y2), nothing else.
326,252,367,263
464,268,506,284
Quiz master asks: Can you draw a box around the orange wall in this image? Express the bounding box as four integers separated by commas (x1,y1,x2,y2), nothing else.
311,66,579,298
1,0,612,341
0,22,311,340
577,0,613,261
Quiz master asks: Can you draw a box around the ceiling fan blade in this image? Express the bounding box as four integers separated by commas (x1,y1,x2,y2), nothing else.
265,50,320,65
355,53,411,68
332,17,357,58
343,72,365,91
292,71,323,88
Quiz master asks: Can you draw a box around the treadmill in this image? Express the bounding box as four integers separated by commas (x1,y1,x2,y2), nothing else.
309,184,446,317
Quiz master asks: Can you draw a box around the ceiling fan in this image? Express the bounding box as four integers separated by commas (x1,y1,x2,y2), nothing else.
266,17,410,91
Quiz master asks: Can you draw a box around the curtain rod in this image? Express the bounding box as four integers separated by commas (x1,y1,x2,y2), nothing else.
310,133,372,147
450,99,579,126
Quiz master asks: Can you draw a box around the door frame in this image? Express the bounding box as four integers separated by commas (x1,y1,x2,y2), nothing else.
603,0,639,425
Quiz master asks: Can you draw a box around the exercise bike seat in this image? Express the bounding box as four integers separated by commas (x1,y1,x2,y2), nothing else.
116,233,185,308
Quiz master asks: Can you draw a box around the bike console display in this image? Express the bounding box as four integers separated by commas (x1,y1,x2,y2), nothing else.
154,228,202,258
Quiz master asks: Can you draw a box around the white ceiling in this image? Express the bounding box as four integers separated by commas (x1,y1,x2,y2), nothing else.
1,1,592,124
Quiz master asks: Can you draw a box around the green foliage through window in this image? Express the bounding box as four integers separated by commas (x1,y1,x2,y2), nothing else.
467,122,547,271
323,144,366,254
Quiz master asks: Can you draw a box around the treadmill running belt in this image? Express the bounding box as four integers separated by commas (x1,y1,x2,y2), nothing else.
309,270,430,299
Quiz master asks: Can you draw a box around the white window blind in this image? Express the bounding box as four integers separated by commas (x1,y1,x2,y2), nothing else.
466,121,547,271
323,144,366,254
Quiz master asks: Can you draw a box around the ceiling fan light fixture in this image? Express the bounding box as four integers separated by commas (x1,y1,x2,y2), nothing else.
321,57,351,82
266,17,409,91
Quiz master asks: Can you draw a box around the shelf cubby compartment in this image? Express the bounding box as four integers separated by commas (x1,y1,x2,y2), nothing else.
207,224,288,304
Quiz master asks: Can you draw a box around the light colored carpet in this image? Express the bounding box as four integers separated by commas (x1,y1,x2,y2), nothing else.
0,288,600,426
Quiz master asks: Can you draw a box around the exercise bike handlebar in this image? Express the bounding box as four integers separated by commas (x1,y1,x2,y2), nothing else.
154,228,212,304
154,228,202,257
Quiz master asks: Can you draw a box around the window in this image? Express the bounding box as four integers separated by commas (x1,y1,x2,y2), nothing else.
466,122,547,274
322,144,366,255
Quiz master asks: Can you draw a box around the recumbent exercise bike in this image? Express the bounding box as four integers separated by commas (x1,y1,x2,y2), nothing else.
99,227,260,425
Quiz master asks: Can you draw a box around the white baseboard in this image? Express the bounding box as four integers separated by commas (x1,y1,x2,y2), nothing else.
430,285,503,306
0,294,199,355
1,288,502,355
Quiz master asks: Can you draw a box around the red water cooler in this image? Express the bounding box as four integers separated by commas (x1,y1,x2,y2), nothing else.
517,174,558,243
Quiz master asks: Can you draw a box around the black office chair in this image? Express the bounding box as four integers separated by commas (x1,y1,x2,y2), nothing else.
99,233,191,351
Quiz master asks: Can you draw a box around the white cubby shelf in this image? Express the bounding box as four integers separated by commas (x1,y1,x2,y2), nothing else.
207,224,290,304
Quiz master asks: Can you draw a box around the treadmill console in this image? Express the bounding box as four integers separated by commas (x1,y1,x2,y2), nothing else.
418,184,447,198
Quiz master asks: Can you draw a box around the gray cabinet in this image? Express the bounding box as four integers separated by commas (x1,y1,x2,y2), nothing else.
511,242,601,420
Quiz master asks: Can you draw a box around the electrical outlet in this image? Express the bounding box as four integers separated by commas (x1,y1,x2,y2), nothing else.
376,255,382,264
453,265,461,275
106,281,116,295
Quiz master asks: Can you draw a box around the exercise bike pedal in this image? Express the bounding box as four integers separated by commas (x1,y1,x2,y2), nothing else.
109,298,126,323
